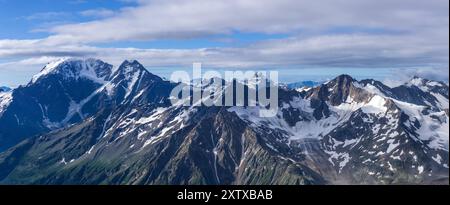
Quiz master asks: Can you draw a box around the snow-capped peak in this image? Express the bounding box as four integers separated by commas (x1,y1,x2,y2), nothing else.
115,60,162,83
115,60,147,75
30,58,113,84
406,76,447,91
408,76,425,86
0,90,13,115
31,58,68,83
123,59,140,65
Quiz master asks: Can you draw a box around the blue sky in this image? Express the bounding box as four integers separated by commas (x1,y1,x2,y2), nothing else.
0,0,448,87
0,0,133,39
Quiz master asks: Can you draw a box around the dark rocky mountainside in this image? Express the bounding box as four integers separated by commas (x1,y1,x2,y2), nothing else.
0,59,448,185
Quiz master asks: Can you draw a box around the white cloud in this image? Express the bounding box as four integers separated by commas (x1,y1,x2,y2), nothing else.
79,8,116,18
24,12,71,21
46,0,448,43
1,32,447,68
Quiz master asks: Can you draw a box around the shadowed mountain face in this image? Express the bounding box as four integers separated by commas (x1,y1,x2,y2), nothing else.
0,59,448,185
0,59,114,151
0,59,166,151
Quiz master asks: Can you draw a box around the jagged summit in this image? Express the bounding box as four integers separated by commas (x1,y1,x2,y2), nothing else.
115,60,162,82
120,59,144,68
29,58,166,88
335,74,355,82
122,59,141,65
118,59,147,74
307,74,370,108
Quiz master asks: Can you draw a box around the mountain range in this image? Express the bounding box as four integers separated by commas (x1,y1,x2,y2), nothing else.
0,59,448,185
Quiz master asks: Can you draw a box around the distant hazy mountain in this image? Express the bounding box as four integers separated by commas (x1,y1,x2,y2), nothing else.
0,86,11,92
0,59,448,185
286,81,322,90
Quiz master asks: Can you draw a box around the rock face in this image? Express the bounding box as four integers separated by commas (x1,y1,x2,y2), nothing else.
0,59,166,151
0,59,448,185
0,59,112,151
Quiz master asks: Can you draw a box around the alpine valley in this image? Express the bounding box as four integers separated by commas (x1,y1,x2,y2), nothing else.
0,59,448,185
